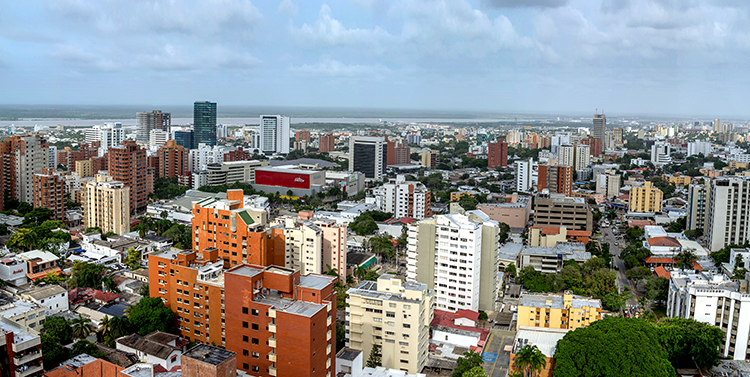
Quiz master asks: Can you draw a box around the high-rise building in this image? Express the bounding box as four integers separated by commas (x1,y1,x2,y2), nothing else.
372,175,432,220
539,165,573,197
149,129,169,150
421,150,438,168
259,115,291,155
406,133,422,145
75,159,93,178
149,251,337,377
488,141,508,169
86,122,125,155
174,130,194,151
651,142,672,166
407,211,499,312
316,218,348,282
629,181,663,213
687,183,708,232
57,142,99,173
558,144,575,167
33,168,66,221
295,130,311,143
83,173,130,235
580,136,602,158
319,134,335,153
275,218,323,275
574,144,591,171
157,140,189,178
394,142,410,165
613,128,623,142
349,136,386,181
346,275,433,374
595,169,621,199
705,177,750,251
194,102,217,148
108,140,152,211
136,110,171,142
687,141,712,157
516,158,533,192
0,133,50,204
592,113,605,141
216,123,228,139
189,144,227,172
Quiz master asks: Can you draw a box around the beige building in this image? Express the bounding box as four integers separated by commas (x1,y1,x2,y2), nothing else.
595,169,621,199
75,159,93,178
662,174,691,187
346,275,434,374
316,219,348,281
476,194,532,229
277,217,323,276
84,173,130,235
528,226,591,247
629,181,663,213
533,193,593,231
516,293,601,331
421,150,437,168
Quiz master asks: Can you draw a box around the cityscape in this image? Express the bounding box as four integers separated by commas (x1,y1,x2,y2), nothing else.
2,1,750,377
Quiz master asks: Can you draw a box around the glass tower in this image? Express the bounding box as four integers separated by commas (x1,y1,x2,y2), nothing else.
194,101,217,148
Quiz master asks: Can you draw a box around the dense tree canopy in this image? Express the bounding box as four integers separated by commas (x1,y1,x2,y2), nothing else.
656,318,724,368
68,262,107,289
452,351,484,377
127,296,177,335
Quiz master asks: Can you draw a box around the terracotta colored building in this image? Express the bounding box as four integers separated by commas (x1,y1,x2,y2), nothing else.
108,140,153,211
488,141,508,168
181,344,237,377
295,130,312,143
581,136,602,158
57,141,99,172
224,147,252,162
318,134,335,153
91,156,108,175
157,140,189,178
33,168,66,221
538,165,572,196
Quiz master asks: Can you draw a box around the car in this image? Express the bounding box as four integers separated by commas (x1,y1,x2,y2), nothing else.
615,242,619,246
614,265,619,270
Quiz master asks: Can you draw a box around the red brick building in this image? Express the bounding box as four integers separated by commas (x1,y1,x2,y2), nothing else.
108,140,153,211
181,344,237,377
224,147,252,162
488,141,508,168
295,130,312,143
157,140,188,178
57,141,99,171
581,136,602,158
318,134,335,153
33,168,66,221
538,165,573,196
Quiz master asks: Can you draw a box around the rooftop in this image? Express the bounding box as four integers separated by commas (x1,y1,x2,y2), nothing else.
17,249,59,263
336,347,362,361
117,334,175,359
182,344,236,366
23,284,67,300
519,293,602,310
299,274,336,290
514,326,571,357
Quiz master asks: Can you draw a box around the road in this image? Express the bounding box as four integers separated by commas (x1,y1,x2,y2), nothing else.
602,228,639,308
482,329,516,377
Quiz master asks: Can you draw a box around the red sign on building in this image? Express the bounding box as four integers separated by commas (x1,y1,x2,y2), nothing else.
255,170,312,189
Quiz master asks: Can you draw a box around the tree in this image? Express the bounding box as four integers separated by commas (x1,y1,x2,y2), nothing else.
336,321,346,352
125,247,142,270
41,333,65,370
23,207,54,225
462,367,488,377
43,316,73,345
68,262,107,289
499,222,510,243
139,283,150,297
366,344,381,368
674,248,697,271
504,263,517,277
354,266,367,280
452,350,484,377
5,228,38,251
458,194,479,211
70,339,106,359
554,317,676,377
364,270,380,281
17,201,32,215
324,264,339,278
71,314,94,339
656,317,723,368
513,345,546,377
127,296,177,335
645,276,669,303
349,214,379,235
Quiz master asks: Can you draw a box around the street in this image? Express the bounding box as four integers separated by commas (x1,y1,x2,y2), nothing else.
602,228,639,308
482,329,516,377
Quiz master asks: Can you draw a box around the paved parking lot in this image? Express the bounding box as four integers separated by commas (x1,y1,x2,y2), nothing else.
482,329,516,377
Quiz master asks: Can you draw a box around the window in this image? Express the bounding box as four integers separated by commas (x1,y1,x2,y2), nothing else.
252,338,259,345
242,307,248,314
386,312,395,318
252,323,259,330
252,309,259,316
252,366,260,372
243,336,249,343
253,352,260,359
242,363,249,370
243,350,249,356
243,321,249,328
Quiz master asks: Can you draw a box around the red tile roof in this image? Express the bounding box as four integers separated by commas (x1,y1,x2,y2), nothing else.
645,257,674,264
654,266,671,279
647,237,682,248
692,260,704,271
431,310,489,343
93,290,121,303
567,230,591,237
628,220,655,229
453,309,480,322
44,358,124,377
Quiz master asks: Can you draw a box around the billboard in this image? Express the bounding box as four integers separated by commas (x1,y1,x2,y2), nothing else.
255,170,312,189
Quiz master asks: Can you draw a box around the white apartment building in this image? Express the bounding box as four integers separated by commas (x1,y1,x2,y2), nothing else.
346,275,434,374
651,142,672,166
558,144,575,168
48,146,58,169
259,115,291,155
730,154,750,164
84,173,131,235
372,175,432,220
574,144,590,171
316,218,348,281
687,183,708,232
516,158,533,192
706,177,750,252
281,219,323,275
687,141,712,157
668,269,750,360
85,123,125,155
149,129,169,150
407,211,499,312
595,169,621,199
188,144,228,172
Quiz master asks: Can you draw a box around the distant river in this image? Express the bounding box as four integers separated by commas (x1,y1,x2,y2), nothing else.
0,117,508,128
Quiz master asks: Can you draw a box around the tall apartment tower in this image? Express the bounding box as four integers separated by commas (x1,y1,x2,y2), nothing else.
538,165,573,197
372,175,432,220
319,134,335,153
346,275,434,374
87,123,125,155
316,219,347,282
0,133,50,205
295,130,311,143
629,181,663,213
421,150,438,168
516,158,533,192
157,140,189,178
260,115,291,155
174,130,194,150
349,136,386,181
276,218,323,275
108,140,152,211
687,183,708,232
406,211,499,312
136,110,171,142
488,141,508,169
574,144,591,171
592,113,605,141
83,173,130,235
32,169,66,221
194,102,217,148
581,136,602,158
706,177,750,252
595,169,621,199
558,144,575,167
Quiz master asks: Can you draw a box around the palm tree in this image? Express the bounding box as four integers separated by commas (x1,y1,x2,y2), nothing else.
354,266,367,281
324,264,339,278
513,345,547,377
71,314,94,340
675,248,698,271
99,316,112,339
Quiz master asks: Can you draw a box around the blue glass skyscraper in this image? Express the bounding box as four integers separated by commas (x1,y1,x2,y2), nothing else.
193,101,217,148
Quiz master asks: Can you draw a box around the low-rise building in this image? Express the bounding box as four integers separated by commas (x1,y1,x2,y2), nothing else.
517,243,590,274
509,327,570,377
336,347,427,377
516,293,602,330
116,331,184,371
528,226,591,247
662,174,692,187
17,250,61,282
476,194,532,229
533,193,593,232
20,284,69,315
44,354,124,377
0,257,28,286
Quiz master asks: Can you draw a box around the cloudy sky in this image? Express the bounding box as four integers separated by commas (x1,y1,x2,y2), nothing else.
1,0,749,117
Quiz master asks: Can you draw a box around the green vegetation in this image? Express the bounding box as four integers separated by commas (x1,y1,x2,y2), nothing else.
69,339,107,360
132,217,191,248
366,344,382,368
452,350,484,377
149,177,189,200
349,211,391,236
5,219,70,253
68,262,107,290
504,263,517,277
513,345,546,377
41,316,73,369
127,296,178,335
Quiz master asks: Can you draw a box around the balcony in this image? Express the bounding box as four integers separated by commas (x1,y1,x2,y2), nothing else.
269,366,277,376
327,330,332,341
268,309,276,318
268,351,277,362
327,316,332,326
268,324,277,333
15,351,42,365
268,336,277,348
16,364,43,377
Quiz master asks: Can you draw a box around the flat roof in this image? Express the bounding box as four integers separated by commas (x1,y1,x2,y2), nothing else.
23,284,67,300
299,274,336,290
336,347,362,361
519,293,601,310
17,250,59,263
227,265,264,278
515,326,571,357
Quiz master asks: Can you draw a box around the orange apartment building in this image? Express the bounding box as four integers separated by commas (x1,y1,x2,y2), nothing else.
149,248,337,377
108,140,153,211
295,130,312,143
538,165,573,196
57,141,100,172
318,134,335,153
157,140,189,178
33,168,66,221
488,141,508,168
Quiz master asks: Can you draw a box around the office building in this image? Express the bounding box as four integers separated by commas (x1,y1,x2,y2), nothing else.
687,141,711,157
0,133,50,205
108,140,153,211
216,123,228,139
83,173,130,235
516,293,601,330
592,113,605,141
667,269,750,360
174,130,194,150
349,136,386,181
538,165,573,197
407,211,499,312
157,140,189,179
136,110,171,142
629,181,663,213
205,160,268,186
149,129,169,150
421,150,438,168
558,144,575,167
371,175,432,220
32,169,66,221
260,115,291,155
194,102,217,148
516,158,533,192
386,140,410,166
574,144,590,171
651,142,672,166
687,183,708,232
595,169,621,199
346,275,433,374
706,177,750,252
319,134,335,153
533,193,593,231
488,141,508,169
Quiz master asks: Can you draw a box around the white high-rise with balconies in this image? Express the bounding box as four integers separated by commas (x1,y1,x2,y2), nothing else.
574,144,591,171
516,158,533,192
558,144,575,167
371,175,432,220
259,115,290,155
651,142,672,166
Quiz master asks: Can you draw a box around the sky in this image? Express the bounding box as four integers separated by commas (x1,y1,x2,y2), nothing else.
1,0,750,117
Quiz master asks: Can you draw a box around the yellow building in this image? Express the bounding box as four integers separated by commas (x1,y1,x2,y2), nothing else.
729,161,749,170
450,191,477,202
516,293,601,331
75,159,93,178
629,181,663,213
661,174,691,187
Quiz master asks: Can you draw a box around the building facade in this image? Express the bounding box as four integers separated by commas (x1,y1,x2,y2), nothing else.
595,169,621,199
194,101,217,148
487,141,508,169
706,177,750,252
83,173,130,235
533,193,593,231
372,175,432,220
157,140,189,178
0,133,49,205
32,169,66,221
349,136,386,181
592,114,605,141
319,134,335,153
260,115,291,155
108,140,153,211
629,181,663,213
687,183,708,232
137,110,171,142
516,293,601,330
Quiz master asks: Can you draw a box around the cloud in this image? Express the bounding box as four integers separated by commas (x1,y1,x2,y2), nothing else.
278,0,298,18
49,44,120,71
290,58,390,79
482,0,568,8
